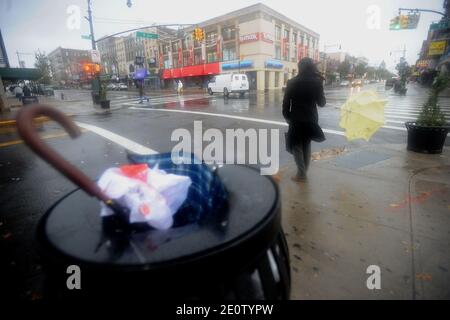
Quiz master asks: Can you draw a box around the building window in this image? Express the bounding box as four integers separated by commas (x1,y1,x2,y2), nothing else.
284,43,290,61
207,50,217,63
222,46,236,61
222,26,236,41
206,31,218,43
275,25,281,41
275,45,281,60
283,29,289,41
293,32,297,44
300,33,304,45
194,52,202,65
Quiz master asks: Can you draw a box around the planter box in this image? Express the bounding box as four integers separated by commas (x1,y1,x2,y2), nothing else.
100,100,110,109
405,122,449,154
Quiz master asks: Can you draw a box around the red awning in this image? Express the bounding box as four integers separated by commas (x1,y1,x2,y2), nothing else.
162,69,172,79
181,65,204,77
161,63,220,79
204,62,220,75
172,68,182,78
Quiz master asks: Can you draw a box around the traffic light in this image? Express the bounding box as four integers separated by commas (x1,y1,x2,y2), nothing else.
193,28,204,41
407,13,420,29
82,63,101,75
94,63,101,74
399,15,409,29
389,16,400,30
84,64,91,73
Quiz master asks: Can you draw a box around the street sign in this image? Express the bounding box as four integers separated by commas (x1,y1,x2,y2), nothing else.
81,35,92,40
90,49,101,63
136,31,159,40
428,41,446,56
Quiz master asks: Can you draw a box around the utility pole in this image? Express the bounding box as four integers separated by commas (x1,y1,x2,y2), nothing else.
86,0,96,50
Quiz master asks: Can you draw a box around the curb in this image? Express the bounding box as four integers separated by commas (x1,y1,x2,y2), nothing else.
0,114,75,127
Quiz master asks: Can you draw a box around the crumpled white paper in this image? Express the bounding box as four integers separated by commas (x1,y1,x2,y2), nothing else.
97,165,192,230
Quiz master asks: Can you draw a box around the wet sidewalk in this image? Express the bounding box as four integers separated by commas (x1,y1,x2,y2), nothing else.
279,143,450,299
0,96,122,126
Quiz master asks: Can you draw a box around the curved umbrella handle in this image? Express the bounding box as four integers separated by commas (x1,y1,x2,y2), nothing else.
16,104,110,202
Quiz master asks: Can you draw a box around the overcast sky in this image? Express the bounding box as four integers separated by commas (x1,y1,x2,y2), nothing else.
0,0,444,71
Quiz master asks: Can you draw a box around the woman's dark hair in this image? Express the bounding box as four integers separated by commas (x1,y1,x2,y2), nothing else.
298,57,322,80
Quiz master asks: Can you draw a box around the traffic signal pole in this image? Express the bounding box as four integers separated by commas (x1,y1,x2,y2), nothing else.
86,0,96,50
398,8,445,17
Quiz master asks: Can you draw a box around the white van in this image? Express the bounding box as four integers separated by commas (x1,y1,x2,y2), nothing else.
208,73,249,98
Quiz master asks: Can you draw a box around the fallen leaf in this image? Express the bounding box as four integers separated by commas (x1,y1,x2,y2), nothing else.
416,273,432,281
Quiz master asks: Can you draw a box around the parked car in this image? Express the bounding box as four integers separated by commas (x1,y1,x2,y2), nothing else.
208,73,249,98
339,80,350,87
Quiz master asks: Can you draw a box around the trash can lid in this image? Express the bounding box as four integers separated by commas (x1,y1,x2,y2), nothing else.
38,165,279,271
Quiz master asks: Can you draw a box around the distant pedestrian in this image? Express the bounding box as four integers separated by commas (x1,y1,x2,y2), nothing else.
14,85,23,101
282,57,326,182
23,85,31,97
177,80,183,95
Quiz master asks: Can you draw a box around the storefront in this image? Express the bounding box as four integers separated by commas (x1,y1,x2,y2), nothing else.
161,62,220,89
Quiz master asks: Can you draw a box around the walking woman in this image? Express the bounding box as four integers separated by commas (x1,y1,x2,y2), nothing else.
282,57,326,182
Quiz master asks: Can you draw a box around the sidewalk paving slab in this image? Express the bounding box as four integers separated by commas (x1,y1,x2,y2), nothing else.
279,143,450,299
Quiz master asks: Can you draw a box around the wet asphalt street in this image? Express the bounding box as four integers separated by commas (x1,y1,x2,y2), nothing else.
0,82,449,300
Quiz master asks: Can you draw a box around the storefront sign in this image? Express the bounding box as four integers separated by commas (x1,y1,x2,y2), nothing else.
222,60,253,70
265,59,283,69
430,19,450,31
239,33,260,43
429,41,446,56
260,32,274,43
416,59,431,68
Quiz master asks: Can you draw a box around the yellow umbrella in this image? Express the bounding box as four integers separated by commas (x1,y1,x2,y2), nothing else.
339,91,387,141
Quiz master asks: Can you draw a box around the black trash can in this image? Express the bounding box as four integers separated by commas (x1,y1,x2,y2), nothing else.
37,164,290,300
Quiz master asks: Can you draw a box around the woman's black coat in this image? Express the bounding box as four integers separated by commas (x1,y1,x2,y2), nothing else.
282,75,326,149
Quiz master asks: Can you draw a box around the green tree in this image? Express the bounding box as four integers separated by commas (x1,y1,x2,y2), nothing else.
355,62,368,78
338,60,351,80
376,60,393,80
34,52,51,84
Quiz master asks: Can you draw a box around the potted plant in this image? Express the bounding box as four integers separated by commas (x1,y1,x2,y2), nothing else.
99,81,110,109
405,73,450,154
